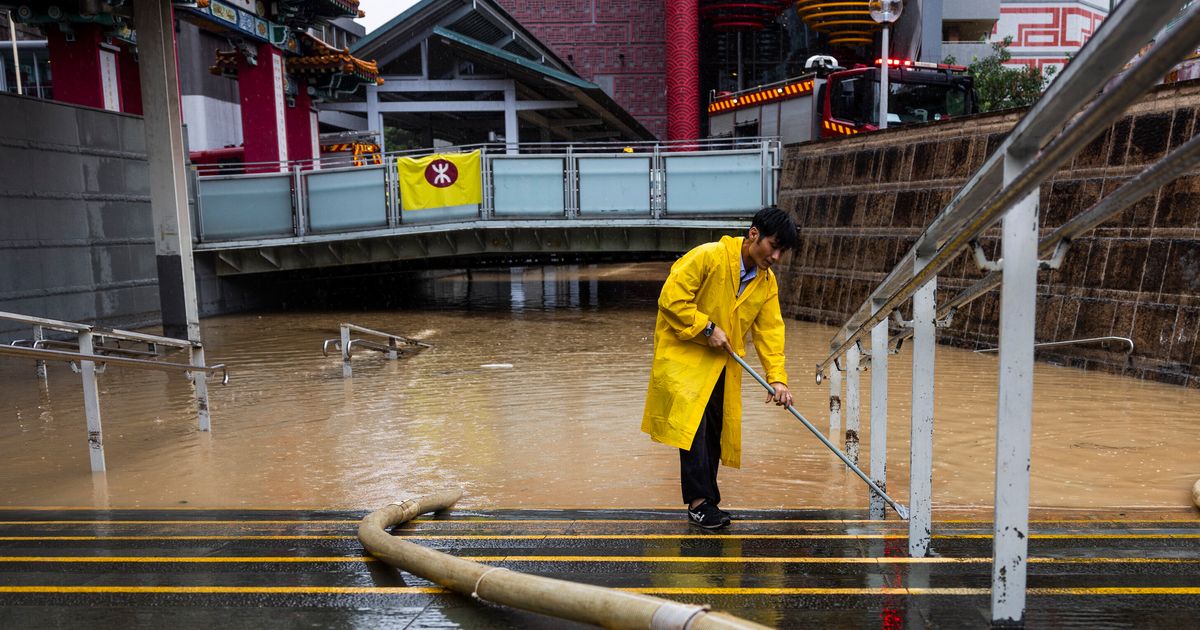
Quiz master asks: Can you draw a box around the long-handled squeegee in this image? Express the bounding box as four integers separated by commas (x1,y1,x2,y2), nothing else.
727,349,910,520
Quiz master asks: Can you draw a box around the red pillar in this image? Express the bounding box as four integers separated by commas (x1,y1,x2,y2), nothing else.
46,24,110,110
665,0,699,142
118,43,143,115
237,43,289,171
285,86,318,166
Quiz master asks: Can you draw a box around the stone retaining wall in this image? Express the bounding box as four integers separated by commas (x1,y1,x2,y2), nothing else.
777,80,1200,387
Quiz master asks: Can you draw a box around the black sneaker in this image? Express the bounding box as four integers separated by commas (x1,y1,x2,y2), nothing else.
687,501,731,529
716,506,734,521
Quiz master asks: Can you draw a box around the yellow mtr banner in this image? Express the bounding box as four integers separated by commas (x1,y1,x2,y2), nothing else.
396,150,483,211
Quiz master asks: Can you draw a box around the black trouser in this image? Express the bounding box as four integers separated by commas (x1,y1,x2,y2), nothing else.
680,370,725,506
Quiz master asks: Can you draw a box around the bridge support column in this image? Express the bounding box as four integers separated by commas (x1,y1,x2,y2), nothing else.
909,257,935,557
991,149,1039,624
868,301,889,520
134,0,208,420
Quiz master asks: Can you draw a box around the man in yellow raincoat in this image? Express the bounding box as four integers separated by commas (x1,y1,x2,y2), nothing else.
642,207,798,529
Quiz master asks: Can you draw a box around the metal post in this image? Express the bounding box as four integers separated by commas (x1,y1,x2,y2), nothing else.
7,10,21,95
133,0,202,343
991,149,1039,624
190,345,211,432
909,256,936,557
386,336,398,360
845,343,861,465
340,324,352,378
869,306,888,520
76,331,106,473
879,26,889,130
293,165,306,237
828,364,842,444
32,324,46,380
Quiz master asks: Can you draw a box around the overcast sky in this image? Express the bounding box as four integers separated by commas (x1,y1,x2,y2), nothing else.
355,0,421,34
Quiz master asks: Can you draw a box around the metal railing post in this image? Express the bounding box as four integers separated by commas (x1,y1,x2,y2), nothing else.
340,324,352,378
869,303,889,520
190,344,211,432
845,344,861,465
991,149,1039,624
828,364,842,445
909,257,936,557
33,324,46,380
293,165,306,237
76,331,106,473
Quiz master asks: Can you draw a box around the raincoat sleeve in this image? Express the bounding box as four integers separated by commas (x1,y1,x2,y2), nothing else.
657,246,714,341
750,272,788,385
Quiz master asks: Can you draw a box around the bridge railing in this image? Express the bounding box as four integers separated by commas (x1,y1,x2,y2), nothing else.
190,138,780,244
810,1,1200,625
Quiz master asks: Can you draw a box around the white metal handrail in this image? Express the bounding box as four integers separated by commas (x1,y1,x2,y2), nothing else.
0,310,220,473
809,1,1200,625
818,0,1200,375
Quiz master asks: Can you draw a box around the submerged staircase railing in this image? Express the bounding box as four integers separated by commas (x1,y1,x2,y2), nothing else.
810,1,1200,624
323,323,431,377
0,311,227,472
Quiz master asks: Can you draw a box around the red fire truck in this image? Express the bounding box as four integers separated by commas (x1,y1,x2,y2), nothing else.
707,56,977,144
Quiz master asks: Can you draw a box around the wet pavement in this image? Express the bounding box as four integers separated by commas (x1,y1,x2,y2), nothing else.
0,505,1197,628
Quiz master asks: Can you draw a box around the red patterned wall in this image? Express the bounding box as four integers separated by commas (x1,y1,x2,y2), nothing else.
496,1,668,139
994,3,1108,73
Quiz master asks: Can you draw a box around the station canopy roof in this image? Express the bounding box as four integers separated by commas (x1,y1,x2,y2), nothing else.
338,0,653,143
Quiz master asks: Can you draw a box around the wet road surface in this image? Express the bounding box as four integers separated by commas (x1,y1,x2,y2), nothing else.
0,505,1197,628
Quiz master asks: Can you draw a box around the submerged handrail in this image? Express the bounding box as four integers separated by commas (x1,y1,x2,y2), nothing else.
0,344,228,384
974,336,1134,355
358,489,770,630
816,0,1200,377
324,323,431,377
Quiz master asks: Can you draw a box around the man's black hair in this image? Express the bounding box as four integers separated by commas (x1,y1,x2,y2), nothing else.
751,206,799,251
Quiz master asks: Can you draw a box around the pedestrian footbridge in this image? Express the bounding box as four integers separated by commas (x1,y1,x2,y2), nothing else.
190,140,779,275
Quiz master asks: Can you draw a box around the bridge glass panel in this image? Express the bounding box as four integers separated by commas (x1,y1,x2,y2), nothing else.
578,156,652,217
305,166,387,232
196,174,295,240
492,157,566,218
401,203,480,224
664,151,763,216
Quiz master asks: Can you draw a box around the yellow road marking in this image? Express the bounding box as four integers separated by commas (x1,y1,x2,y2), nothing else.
0,520,360,526
0,518,1193,526
2,586,1197,596
0,555,1195,565
2,533,1197,542
0,586,445,594
0,556,376,563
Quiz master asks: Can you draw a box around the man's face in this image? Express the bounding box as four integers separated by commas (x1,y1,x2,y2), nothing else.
746,227,788,270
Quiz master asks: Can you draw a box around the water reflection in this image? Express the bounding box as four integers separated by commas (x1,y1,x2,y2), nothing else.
0,262,1197,511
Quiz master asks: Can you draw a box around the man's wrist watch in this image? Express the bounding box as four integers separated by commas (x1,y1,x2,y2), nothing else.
702,321,716,337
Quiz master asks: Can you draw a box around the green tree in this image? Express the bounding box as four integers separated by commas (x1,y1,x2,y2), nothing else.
947,37,1057,113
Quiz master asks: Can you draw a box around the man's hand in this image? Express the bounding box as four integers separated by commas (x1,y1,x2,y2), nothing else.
706,324,732,354
766,382,792,407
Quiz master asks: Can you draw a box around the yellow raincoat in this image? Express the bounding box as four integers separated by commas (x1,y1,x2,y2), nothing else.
641,235,788,468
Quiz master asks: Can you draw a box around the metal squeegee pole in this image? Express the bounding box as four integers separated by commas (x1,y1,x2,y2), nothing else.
727,350,909,520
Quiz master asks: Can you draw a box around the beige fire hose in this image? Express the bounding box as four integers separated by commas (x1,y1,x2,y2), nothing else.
358,488,771,630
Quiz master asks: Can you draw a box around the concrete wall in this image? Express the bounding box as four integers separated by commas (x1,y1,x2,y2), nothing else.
778,80,1200,388
0,93,267,343
0,92,159,340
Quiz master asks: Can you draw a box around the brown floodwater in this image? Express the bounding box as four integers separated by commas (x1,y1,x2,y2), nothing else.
1,262,1198,512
